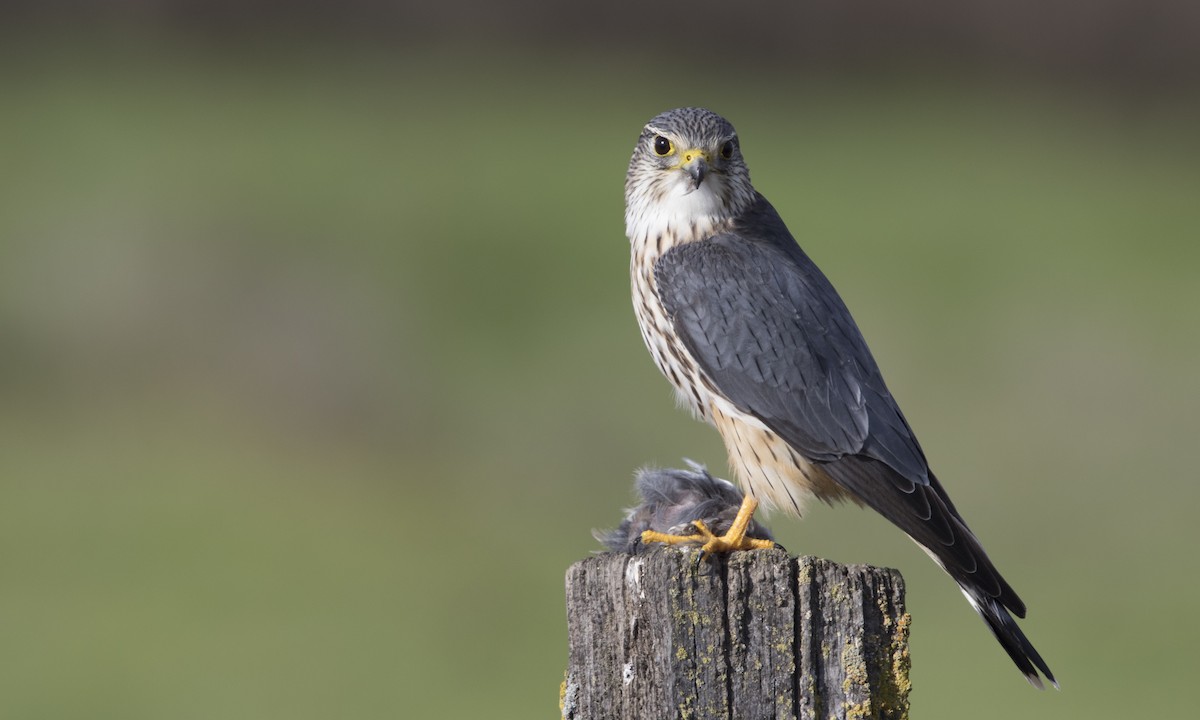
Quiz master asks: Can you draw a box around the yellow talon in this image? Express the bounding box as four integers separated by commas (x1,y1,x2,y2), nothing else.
640,495,775,554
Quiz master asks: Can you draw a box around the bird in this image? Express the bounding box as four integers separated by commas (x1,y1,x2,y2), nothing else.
596,463,776,553
624,106,1055,688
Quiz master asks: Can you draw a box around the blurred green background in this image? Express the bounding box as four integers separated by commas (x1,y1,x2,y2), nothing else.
2,3,1198,718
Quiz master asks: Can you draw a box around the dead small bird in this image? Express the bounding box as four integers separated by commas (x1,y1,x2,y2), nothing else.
596,463,776,553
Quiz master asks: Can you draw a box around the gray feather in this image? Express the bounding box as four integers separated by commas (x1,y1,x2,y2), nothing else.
654,193,1035,634
596,464,776,553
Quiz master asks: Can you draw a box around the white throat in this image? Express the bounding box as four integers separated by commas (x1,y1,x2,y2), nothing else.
625,175,732,243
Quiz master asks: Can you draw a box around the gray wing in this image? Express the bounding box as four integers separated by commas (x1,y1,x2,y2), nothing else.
653,209,928,484
653,198,1025,617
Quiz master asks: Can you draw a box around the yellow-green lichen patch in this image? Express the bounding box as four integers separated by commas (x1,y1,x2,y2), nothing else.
874,612,913,719
829,580,846,601
840,638,869,694
797,560,813,584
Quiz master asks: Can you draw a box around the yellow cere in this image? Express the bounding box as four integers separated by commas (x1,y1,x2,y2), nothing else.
673,148,711,169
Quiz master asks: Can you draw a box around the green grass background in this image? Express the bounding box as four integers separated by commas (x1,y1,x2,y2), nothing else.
2,38,1198,718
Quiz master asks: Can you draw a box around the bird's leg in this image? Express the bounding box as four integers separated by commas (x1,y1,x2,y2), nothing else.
640,495,774,554
640,528,703,547
697,495,775,553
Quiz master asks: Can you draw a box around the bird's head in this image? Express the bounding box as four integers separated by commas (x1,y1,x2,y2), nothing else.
624,107,756,241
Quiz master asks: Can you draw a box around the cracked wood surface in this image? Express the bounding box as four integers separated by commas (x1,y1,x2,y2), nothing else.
563,547,910,720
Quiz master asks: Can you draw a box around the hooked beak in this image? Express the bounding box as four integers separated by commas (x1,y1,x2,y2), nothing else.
681,150,711,190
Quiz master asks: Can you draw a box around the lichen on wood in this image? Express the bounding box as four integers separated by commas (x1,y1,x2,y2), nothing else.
564,547,909,720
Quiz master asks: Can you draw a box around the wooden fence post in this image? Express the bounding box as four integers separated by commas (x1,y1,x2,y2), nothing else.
562,547,910,720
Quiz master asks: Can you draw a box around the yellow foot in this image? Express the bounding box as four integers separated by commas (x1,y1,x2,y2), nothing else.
640,495,775,554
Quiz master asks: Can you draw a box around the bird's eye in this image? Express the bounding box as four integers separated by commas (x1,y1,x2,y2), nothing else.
653,136,674,156
720,140,734,159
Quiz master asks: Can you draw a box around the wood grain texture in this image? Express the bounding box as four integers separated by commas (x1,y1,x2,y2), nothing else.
563,548,909,720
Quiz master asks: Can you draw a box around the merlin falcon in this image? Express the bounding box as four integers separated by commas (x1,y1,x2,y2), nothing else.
624,107,1055,688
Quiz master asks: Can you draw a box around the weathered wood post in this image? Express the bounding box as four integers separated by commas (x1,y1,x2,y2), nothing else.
563,547,910,720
